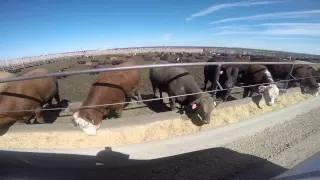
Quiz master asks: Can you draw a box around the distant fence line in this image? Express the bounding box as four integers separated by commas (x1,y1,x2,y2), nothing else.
0,48,204,70
0,61,319,84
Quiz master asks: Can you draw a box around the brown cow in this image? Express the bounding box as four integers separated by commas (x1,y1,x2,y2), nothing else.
0,68,60,132
73,61,142,135
0,72,16,92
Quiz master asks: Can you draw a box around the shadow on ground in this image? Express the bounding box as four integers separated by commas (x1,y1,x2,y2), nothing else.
0,147,287,180
140,94,171,113
41,99,70,123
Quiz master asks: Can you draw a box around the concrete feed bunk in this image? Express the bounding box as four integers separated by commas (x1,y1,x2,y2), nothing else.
0,89,312,149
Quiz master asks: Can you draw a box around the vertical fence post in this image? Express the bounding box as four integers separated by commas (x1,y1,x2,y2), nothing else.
212,64,221,97
283,64,295,89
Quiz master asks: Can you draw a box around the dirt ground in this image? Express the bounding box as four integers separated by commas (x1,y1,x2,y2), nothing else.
15,53,243,102
9,53,275,123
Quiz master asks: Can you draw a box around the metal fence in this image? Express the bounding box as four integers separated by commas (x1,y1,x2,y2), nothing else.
0,61,319,113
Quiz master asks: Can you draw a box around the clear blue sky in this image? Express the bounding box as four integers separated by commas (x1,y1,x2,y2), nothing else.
1,0,320,60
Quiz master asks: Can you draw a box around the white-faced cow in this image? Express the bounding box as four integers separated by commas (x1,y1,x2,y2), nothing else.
239,65,280,106
267,64,319,96
72,61,142,136
251,58,319,96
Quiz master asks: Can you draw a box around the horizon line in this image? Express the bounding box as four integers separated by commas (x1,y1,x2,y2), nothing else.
1,45,319,61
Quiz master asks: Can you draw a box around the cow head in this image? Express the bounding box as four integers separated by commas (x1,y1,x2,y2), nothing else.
222,66,239,89
72,111,100,136
296,67,319,96
258,84,279,106
191,96,216,124
301,83,320,96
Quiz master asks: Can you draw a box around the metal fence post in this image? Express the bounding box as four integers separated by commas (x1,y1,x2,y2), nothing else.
212,64,221,97
283,64,294,89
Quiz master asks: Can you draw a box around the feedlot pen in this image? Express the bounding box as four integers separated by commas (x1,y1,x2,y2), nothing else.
1,53,319,125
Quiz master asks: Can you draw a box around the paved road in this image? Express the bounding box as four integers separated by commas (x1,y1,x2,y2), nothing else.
2,107,320,180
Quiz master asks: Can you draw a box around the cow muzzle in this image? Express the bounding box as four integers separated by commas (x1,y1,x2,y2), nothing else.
73,112,101,136
197,114,210,124
266,101,274,106
225,83,232,89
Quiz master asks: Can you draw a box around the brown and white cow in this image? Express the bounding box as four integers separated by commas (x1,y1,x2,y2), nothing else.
72,61,142,135
0,68,60,131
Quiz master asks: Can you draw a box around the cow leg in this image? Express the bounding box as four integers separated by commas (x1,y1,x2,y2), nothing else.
158,90,164,103
151,83,157,99
54,81,60,104
54,93,61,104
115,104,124,118
210,84,215,97
203,78,208,92
243,87,250,98
35,107,45,124
47,97,54,108
223,89,232,102
169,97,176,111
135,88,142,104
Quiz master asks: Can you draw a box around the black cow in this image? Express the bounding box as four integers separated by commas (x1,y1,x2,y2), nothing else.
203,56,247,101
305,65,320,82
251,59,319,96
149,61,216,124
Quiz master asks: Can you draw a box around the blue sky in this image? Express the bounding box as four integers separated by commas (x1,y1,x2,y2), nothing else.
0,0,320,60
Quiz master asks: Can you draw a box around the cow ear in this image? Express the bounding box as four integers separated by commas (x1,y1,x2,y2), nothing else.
258,86,266,93
192,104,197,109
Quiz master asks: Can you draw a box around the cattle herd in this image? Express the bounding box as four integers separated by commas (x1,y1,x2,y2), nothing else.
0,53,319,136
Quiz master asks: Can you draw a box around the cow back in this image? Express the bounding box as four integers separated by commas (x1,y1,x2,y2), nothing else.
82,61,140,107
20,68,57,101
242,64,270,84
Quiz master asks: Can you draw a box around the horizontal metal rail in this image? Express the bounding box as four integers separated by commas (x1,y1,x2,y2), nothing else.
0,61,319,83
0,75,318,113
